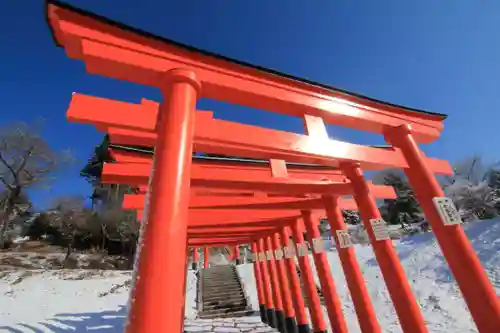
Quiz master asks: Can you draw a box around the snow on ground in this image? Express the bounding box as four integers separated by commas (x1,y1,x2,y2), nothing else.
0,269,198,332
237,218,500,333
1,219,498,332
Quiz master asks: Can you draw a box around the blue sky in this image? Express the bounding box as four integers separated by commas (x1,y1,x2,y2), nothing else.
1,0,499,209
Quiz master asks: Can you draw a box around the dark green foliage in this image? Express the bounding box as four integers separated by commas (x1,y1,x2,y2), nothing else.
342,210,361,225
80,135,112,186
373,169,423,226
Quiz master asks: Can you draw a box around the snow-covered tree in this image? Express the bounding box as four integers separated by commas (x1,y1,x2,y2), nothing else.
443,156,500,222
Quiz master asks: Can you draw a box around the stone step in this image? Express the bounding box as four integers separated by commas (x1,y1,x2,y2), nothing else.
197,309,255,319
203,288,242,293
204,290,242,295
203,289,242,295
203,298,245,306
204,274,237,278
203,284,242,291
203,294,245,305
203,277,236,282
203,280,240,285
203,274,238,281
203,293,244,300
203,283,240,288
203,288,243,295
204,281,238,286
199,305,248,316
203,268,235,273
202,302,246,311
203,285,241,291
202,299,246,306
203,295,244,302
203,294,245,302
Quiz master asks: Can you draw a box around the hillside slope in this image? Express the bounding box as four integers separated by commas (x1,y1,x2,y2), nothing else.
237,218,500,333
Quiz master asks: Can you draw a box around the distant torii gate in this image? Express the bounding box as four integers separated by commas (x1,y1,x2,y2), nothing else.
46,1,500,332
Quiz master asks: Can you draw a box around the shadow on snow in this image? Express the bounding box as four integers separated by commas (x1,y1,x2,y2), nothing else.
1,306,127,333
364,218,500,287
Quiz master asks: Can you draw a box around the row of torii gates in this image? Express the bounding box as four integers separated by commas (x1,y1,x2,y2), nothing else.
46,1,500,332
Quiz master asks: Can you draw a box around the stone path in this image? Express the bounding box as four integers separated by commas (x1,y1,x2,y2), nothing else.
184,316,279,333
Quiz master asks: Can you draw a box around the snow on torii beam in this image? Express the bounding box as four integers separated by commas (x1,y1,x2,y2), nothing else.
66,93,452,174
46,1,447,144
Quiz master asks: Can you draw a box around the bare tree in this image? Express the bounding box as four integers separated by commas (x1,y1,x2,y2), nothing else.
100,208,139,264
50,195,91,258
0,121,73,248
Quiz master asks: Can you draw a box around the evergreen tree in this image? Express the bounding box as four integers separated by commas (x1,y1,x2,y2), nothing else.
373,169,423,227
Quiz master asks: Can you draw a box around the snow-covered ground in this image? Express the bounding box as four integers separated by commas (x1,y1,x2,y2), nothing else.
1,218,499,332
238,218,500,333
0,269,198,332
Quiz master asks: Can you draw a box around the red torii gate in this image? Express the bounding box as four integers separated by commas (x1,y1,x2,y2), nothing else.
108,160,370,333
104,149,400,333
45,1,500,333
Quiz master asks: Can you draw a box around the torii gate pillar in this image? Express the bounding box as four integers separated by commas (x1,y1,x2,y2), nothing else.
234,245,242,265
192,247,199,270
204,247,210,269
386,125,500,332
126,69,201,333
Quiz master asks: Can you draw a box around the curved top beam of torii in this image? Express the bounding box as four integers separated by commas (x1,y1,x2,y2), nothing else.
46,0,447,144
66,93,453,174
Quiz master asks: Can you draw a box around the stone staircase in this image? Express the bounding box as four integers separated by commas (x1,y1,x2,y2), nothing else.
295,264,325,306
199,265,254,319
